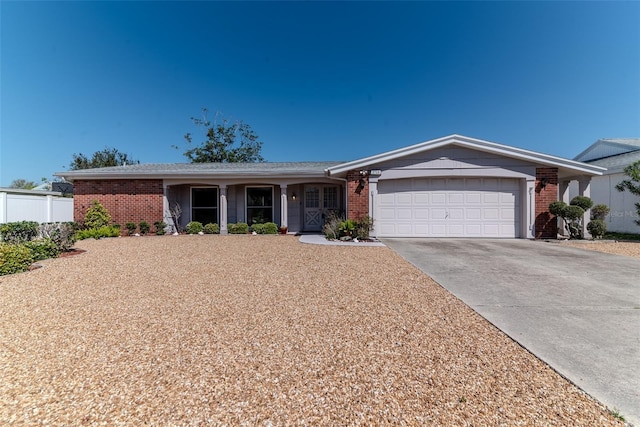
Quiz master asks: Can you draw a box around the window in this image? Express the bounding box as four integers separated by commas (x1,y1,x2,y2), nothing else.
191,187,218,224
246,187,273,224
323,186,338,210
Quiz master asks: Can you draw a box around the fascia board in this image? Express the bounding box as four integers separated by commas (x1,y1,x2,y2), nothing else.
327,134,605,176
55,170,328,181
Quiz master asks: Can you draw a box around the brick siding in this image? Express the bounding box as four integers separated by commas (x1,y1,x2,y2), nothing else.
74,180,164,232
534,168,558,239
346,170,369,220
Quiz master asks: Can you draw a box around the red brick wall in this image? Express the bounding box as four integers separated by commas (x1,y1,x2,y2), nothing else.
534,168,558,239
74,180,164,231
346,170,369,220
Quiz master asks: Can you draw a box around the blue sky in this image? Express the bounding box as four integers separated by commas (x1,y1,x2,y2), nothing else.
1,1,639,186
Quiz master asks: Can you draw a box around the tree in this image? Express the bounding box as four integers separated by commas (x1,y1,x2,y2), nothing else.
179,108,264,163
615,160,640,226
9,179,37,189
69,147,139,170
549,196,594,239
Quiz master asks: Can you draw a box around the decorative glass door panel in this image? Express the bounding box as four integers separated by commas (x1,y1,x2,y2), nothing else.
303,185,339,231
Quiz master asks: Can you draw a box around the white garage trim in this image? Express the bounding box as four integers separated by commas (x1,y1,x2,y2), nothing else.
375,177,521,238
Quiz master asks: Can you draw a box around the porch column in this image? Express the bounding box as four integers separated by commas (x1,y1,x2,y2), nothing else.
280,185,288,229
162,183,173,232
578,178,592,238
220,185,228,235
368,178,378,237
558,180,571,237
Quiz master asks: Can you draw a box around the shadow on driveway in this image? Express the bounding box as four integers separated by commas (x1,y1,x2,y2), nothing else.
383,238,640,425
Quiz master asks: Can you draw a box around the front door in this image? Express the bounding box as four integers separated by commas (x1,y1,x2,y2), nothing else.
304,185,339,231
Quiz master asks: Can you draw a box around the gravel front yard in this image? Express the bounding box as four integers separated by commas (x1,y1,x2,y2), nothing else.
562,240,640,259
0,236,624,425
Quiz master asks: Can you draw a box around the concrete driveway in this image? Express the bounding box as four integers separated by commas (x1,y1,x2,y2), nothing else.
383,238,640,425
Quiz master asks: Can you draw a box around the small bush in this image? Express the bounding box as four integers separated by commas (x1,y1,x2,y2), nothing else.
354,216,374,239
76,225,121,240
0,243,34,275
125,222,137,235
587,220,607,239
251,223,264,234
570,196,594,211
186,221,204,234
154,221,167,235
228,222,249,234
24,239,60,261
39,222,77,252
203,223,220,234
0,221,39,244
139,221,150,235
591,204,610,220
323,211,343,240
339,219,356,236
84,200,112,229
262,222,279,234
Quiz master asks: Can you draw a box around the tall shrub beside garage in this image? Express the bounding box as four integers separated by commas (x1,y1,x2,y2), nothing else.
550,196,596,239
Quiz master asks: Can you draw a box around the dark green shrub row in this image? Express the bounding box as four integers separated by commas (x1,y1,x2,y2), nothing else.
251,222,278,234
228,222,249,234
0,221,39,244
0,243,34,275
203,223,220,234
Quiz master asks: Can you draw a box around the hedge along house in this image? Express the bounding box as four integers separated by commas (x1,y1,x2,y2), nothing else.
57,135,605,239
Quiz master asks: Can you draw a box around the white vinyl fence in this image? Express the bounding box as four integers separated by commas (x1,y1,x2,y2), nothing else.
0,188,73,224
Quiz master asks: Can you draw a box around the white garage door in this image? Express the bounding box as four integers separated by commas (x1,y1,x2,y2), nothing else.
376,177,521,238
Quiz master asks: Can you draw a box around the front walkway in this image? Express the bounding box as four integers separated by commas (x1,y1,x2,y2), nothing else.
298,234,385,246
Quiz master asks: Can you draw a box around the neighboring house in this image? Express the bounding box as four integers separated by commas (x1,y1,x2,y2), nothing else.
572,138,640,233
56,134,604,239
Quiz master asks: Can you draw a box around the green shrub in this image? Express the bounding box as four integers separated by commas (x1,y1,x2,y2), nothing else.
186,221,204,234
251,223,278,234
339,219,356,237
203,223,220,234
24,239,60,261
139,221,150,235
0,221,39,244
125,222,137,235
570,196,594,211
39,222,77,252
228,222,249,234
354,216,374,239
591,204,610,220
76,225,121,240
251,223,265,234
587,220,607,239
0,243,34,275
84,200,112,229
262,222,279,234
154,221,167,235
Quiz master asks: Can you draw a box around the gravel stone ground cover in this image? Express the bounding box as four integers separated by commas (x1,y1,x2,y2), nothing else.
562,240,640,259
0,236,625,426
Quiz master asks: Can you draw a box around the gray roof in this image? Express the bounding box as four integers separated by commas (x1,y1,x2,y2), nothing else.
585,150,640,172
574,138,640,162
56,161,345,180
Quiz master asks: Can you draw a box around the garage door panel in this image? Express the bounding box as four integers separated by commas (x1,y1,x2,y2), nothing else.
376,177,521,238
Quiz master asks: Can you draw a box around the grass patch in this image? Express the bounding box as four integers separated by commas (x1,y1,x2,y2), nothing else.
603,232,640,241
608,408,625,422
